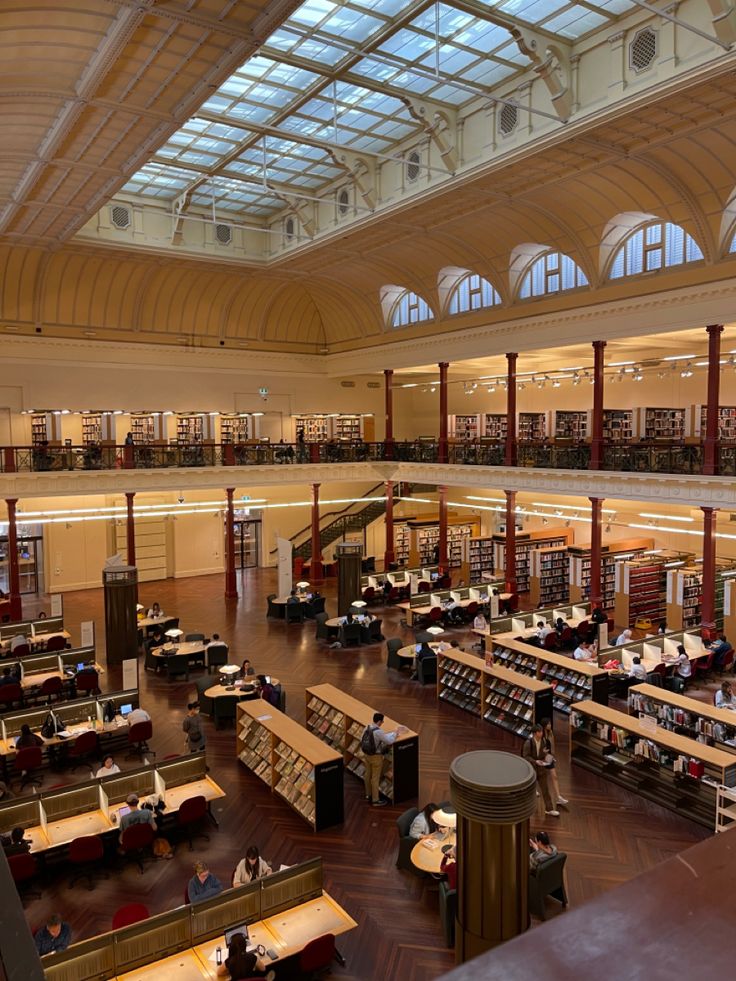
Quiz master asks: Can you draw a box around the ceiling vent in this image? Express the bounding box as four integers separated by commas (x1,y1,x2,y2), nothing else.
340,380,356,388
406,150,421,183
499,103,518,136
215,223,232,246
630,27,657,73
110,204,131,229
337,187,350,216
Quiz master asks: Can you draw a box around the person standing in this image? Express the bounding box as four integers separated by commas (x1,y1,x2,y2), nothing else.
361,712,407,807
523,724,559,817
183,701,206,754
540,718,568,808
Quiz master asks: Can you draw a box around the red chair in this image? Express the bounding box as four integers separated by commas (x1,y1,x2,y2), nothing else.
36,676,64,705
14,746,43,791
75,671,100,695
12,643,30,658
177,795,210,851
127,720,154,759
576,620,591,642
464,601,478,622
68,729,99,771
387,586,400,604
439,575,452,589
651,662,667,681
112,903,149,930
362,587,375,604
417,581,431,593
69,835,107,890
428,606,443,625
299,933,336,975
0,683,23,710
8,852,41,899
559,627,575,648
120,822,155,873
543,632,559,651
694,651,714,683
45,635,67,652
719,648,735,676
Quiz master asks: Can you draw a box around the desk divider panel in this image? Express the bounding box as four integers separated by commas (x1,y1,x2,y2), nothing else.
41,783,99,821
157,750,207,789
58,647,96,669
260,857,323,918
98,689,140,715
100,765,156,804
19,653,60,678
0,797,42,834
41,934,115,981
190,881,262,943
0,616,64,642
113,908,192,975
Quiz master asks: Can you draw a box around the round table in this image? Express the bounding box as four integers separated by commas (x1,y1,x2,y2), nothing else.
410,830,456,873
204,677,280,700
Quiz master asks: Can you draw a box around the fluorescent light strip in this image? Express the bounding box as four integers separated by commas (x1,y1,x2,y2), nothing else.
530,501,616,514
639,512,694,523
662,353,696,361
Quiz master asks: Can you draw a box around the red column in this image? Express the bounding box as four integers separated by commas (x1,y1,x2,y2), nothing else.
438,485,448,572
505,353,517,467
384,369,394,460
701,506,717,639
5,499,22,620
438,362,449,463
703,324,724,476
589,497,604,608
384,480,395,570
225,487,238,599
504,490,517,593
310,482,323,580
590,340,606,470
125,492,136,567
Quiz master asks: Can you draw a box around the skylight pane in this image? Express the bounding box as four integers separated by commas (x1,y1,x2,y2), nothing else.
290,0,338,29
320,8,384,41
542,8,607,37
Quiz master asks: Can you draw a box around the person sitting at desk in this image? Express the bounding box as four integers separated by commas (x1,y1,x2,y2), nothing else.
715,681,736,711
207,632,228,654
709,633,733,669
444,597,460,612
10,633,28,652
286,589,300,605
440,844,457,890
529,831,557,870
658,621,667,635
409,801,439,840
148,626,165,649
536,621,554,641
473,612,488,632
382,579,392,598
127,706,150,727
573,641,597,662
147,602,163,618
628,656,648,682
0,666,16,686
675,644,692,680
188,861,223,903
216,931,274,981
34,915,71,956
615,629,633,646
119,794,157,838
340,611,355,626
96,755,121,777
15,724,44,749
2,826,31,855
554,618,568,634
233,845,272,885
240,658,255,678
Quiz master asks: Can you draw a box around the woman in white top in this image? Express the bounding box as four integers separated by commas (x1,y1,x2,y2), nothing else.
96,756,121,777
675,644,692,679
232,845,272,886
715,681,736,710
615,629,632,646
473,613,487,632
409,801,439,839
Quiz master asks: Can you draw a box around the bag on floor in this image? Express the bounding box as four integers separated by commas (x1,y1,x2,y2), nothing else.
152,837,172,859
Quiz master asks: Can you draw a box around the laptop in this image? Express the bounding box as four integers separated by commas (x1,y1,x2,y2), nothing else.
224,924,249,946
120,704,132,717
77,662,85,672
118,806,131,818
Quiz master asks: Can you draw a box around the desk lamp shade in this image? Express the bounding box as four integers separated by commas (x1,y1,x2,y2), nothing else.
426,625,445,636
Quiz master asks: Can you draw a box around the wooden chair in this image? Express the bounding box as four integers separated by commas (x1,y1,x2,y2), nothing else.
75,671,100,696
314,612,329,641
35,675,65,705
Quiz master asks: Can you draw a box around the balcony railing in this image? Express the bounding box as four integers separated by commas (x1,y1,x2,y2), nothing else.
0,440,733,477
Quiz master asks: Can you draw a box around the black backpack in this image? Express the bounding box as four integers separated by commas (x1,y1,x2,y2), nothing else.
40,712,58,739
360,725,377,755
102,700,115,724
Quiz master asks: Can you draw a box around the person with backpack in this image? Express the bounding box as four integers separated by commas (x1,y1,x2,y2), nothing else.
361,712,407,807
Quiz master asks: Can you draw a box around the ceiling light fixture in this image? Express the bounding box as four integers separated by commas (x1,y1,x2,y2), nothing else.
680,362,693,378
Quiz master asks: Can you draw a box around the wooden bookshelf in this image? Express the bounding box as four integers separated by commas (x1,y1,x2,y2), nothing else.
130,414,156,443
529,546,569,607
438,648,553,740
723,578,736,640
294,416,329,443
176,415,204,443
305,684,418,804
492,526,573,595
483,413,507,439
716,785,736,833
554,410,589,440
463,536,495,583
570,700,736,828
667,562,736,631
519,411,547,440
568,538,654,608
237,701,343,831
31,412,52,445
334,415,363,440
81,413,102,445
602,409,634,442
695,405,736,440
641,407,685,440
220,414,250,443
491,637,609,716
615,552,693,629
628,683,736,757
394,521,410,566
407,517,480,569
450,414,480,440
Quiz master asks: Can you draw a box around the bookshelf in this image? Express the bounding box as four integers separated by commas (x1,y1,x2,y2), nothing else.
130,414,156,443
554,411,589,440
483,414,507,439
305,684,418,803
236,701,344,831
438,648,553,740
570,700,736,828
723,578,736,640
641,407,685,440
295,416,329,443
220,414,251,443
81,413,102,445
716,785,736,833
491,638,609,716
602,409,634,442
334,415,362,440
614,553,693,629
464,536,495,582
394,522,410,566
568,538,654,608
450,414,480,440
628,683,736,756
518,412,547,440
529,546,569,607
695,405,736,440
176,415,204,443
667,563,736,630
408,518,480,569
31,412,50,445
492,527,573,595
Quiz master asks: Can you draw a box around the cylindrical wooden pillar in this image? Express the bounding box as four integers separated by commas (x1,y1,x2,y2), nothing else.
439,362,449,463
589,496,604,608
505,354,517,467
103,565,139,666
504,491,517,593
310,482,323,580
336,542,363,616
590,340,606,470
384,368,394,460
225,487,238,599
703,324,724,476
384,480,395,570
701,506,718,638
125,492,136,568
5,499,22,620
451,750,537,963
438,485,448,573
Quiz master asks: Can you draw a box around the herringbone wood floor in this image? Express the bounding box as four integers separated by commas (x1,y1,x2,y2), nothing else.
22,571,710,980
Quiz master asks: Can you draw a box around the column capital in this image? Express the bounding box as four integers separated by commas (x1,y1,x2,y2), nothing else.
592,339,607,350
384,367,394,377
706,323,724,335
438,360,449,369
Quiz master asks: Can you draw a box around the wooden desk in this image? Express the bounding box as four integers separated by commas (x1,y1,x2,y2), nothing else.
273,596,310,606
164,776,225,810
137,615,177,631
411,831,456,874
152,642,205,662
0,716,126,762
397,642,443,662
118,950,213,981
0,630,71,654
45,809,112,848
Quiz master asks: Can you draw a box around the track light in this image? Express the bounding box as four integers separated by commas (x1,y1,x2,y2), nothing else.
572,373,581,385
632,368,643,381
680,362,693,378
552,378,561,388
537,376,545,389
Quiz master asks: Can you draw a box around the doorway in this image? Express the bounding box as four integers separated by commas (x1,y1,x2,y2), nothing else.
234,519,261,569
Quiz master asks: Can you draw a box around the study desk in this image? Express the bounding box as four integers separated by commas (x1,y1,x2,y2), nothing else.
397,642,443,663
411,831,456,874
0,630,71,654
400,593,511,626
273,595,310,606
18,661,104,692
118,951,212,981
151,641,205,665
137,615,177,631
204,678,279,701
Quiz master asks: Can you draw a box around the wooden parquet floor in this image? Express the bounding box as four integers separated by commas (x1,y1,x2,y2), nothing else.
21,570,709,980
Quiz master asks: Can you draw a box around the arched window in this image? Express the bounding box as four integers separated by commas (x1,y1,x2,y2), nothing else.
519,251,588,300
729,232,736,254
388,289,433,328
448,273,502,315
609,221,703,278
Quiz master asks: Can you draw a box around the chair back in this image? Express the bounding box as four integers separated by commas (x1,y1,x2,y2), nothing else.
465,601,478,619
417,655,438,685
543,632,558,650
507,593,520,613
417,581,430,593
559,626,575,646
128,720,153,744
76,672,99,694
206,644,228,669
112,903,149,930
15,746,43,771
368,618,383,641
12,644,30,658
314,612,329,640
185,633,205,643
213,695,238,725
0,683,22,704
651,662,667,679
299,934,336,973
121,822,155,852
576,619,591,641
195,676,214,715
309,596,326,616
396,807,419,838
362,587,375,603
341,623,362,644
439,575,452,589
71,730,99,755
178,794,207,826
69,835,104,863
429,606,443,623
8,852,37,883
696,651,714,674
721,649,735,673
285,604,304,624
166,653,189,676
387,638,402,656
646,671,663,688
530,851,567,900
40,676,64,697
45,635,67,652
